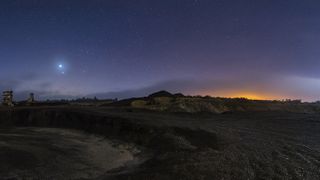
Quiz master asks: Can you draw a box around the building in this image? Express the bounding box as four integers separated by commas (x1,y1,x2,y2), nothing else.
27,93,35,104
2,91,14,107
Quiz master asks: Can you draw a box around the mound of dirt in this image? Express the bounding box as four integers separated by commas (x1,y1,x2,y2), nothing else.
148,90,174,98
117,91,320,114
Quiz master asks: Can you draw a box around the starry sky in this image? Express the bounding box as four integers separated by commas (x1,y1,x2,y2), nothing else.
1,0,320,101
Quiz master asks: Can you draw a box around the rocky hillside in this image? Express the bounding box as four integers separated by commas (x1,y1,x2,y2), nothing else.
112,91,320,114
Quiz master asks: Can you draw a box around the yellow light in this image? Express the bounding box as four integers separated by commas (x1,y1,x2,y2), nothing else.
229,93,265,100
199,90,277,100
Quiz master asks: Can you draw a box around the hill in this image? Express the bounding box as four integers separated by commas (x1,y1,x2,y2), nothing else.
109,91,320,114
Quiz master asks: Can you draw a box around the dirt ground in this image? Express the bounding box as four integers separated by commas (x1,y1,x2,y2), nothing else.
0,107,319,180
103,110,320,180
0,127,139,180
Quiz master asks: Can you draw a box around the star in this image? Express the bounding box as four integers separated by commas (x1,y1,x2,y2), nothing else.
57,63,66,75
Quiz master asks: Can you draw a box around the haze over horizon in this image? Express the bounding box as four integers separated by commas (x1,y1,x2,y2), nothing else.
1,0,320,101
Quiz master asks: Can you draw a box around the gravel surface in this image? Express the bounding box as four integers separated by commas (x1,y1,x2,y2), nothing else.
0,127,138,180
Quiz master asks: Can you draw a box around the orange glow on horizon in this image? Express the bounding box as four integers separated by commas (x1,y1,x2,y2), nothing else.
198,90,281,100
226,93,267,100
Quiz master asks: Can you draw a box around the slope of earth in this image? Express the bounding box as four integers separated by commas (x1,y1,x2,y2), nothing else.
0,107,319,180
0,127,140,180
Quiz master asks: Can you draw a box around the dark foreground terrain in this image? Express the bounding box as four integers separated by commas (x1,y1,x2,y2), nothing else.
0,107,320,179
0,128,140,179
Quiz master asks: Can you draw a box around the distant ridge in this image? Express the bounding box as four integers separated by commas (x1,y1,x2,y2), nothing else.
148,90,174,98
106,90,320,114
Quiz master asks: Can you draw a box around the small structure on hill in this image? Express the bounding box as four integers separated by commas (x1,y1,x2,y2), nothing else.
27,93,35,104
2,91,14,107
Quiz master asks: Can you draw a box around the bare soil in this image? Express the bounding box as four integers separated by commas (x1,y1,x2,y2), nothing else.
0,127,139,180
0,107,319,180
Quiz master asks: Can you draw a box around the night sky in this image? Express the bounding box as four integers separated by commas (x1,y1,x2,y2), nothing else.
1,0,320,101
